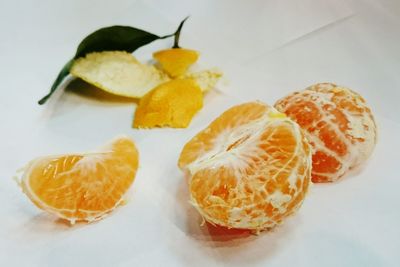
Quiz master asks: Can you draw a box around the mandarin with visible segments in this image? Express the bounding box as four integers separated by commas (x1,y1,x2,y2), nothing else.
179,102,312,231
275,83,377,183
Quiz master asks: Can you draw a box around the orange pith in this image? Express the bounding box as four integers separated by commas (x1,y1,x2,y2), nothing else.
275,83,377,183
178,102,312,231
20,136,139,223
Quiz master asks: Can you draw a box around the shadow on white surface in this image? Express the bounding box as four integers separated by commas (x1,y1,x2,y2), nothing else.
172,174,302,265
8,213,78,251
39,79,137,119
18,213,76,233
66,79,137,104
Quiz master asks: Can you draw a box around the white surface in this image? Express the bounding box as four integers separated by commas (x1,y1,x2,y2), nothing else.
1,0,400,266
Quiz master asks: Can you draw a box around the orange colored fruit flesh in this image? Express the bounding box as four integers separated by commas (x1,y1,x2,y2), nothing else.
20,137,139,223
275,83,377,182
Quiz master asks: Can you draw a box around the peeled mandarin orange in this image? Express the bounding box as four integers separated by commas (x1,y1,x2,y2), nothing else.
178,102,312,231
274,83,377,183
133,79,203,128
153,48,199,77
19,136,139,224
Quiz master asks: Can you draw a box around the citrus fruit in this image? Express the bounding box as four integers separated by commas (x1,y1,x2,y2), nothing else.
153,48,199,77
133,79,203,128
19,136,139,224
70,51,169,98
274,83,377,183
178,102,312,231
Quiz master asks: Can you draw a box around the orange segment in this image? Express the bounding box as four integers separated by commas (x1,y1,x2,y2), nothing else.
19,136,139,224
153,48,199,77
275,83,377,183
178,102,312,231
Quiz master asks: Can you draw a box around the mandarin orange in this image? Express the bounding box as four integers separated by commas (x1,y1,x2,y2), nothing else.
178,102,312,231
274,83,377,183
19,136,139,224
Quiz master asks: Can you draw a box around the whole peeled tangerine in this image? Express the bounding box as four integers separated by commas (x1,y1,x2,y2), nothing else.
274,83,377,183
179,102,312,231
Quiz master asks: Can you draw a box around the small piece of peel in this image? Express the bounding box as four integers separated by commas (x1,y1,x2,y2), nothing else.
182,69,223,93
133,79,203,128
153,48,199,77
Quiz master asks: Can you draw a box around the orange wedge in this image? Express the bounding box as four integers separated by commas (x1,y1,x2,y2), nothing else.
19,136,139,224
178,102,312,231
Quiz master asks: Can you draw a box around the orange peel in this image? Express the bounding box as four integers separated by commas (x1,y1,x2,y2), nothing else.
153,48,199,77
133,79,203,128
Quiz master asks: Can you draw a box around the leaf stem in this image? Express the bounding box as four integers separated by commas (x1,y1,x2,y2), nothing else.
172,16,189,48
160,33,175,39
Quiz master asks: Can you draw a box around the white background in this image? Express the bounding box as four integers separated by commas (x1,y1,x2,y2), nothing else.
1,0,399,266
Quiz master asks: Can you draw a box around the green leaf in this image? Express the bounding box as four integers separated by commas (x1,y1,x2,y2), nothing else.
38,59,74,105
74,26,161,59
